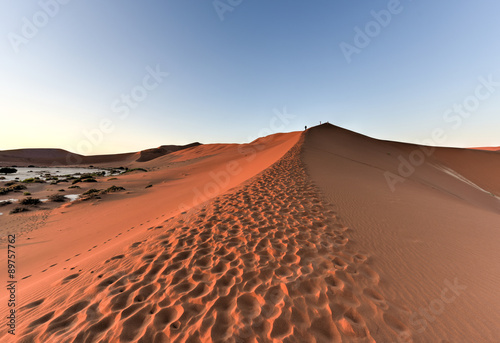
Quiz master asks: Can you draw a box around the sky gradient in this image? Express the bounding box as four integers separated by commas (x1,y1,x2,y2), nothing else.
1,0,500,154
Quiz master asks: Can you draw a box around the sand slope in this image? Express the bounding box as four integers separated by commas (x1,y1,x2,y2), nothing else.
303,124,500,342
1,125,499,342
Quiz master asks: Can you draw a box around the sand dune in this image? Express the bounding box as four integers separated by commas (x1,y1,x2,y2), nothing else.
0,143,201,167
471,146,500,151
303,124,500,342
1,125,499,342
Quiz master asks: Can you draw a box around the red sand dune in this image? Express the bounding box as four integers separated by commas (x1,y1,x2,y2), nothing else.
0,124,499,342
470,146,500,151
0,143,201,167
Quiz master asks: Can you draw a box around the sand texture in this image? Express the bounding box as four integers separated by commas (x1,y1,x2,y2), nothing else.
1,124,499,342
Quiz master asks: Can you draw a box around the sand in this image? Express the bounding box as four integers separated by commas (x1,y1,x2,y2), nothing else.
1,124,499,342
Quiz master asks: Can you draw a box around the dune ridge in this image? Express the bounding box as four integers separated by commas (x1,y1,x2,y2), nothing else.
303,124,500,342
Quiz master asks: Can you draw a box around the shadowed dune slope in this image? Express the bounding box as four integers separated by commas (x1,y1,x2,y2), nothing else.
136,143,202,162
302,123,500,342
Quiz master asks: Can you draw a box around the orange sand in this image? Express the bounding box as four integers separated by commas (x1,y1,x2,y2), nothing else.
0,124,499,342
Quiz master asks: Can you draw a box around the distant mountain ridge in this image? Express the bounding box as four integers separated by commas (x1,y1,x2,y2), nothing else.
0,143,202,166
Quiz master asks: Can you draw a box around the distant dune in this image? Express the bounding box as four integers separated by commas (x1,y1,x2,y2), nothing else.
1,124,498,342
136,143,202,162
470,146,500,151
0,143,202,167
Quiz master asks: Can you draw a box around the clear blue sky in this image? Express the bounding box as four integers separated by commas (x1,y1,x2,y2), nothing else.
1,0,499,154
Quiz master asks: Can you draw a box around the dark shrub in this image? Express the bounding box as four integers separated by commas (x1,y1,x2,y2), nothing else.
0,184,27,195
10,207,30,214
10,184,26,191
22,177,45,183
20,197,41,206
49,194,67,202
0,200,12,207
83,189,101,196
0,167,17,174
105,185,125,193
123,168,147,173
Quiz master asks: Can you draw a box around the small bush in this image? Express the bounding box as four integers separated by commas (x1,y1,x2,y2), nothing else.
58,189,65,192
20,197,41,206
10,207,30,214
68,185,81,189
10,184,27,191
0,167,17,174
83,189,101,196
81,188,102,200
24,192,31,196
108,177,118,181
0,184,27,195
105,185,125,193
5,181,16,187
145,184,153,188
0,200,12,207
22,177,45,184
123,168,147,173
49,194,67,202
81,178,97,183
